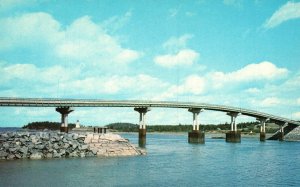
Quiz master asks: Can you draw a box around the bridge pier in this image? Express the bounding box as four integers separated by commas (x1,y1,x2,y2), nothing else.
188,108,205,144
257,118,269,141
279,124,284,141
226,112,241,143
134,107,150,147
56,107,74,133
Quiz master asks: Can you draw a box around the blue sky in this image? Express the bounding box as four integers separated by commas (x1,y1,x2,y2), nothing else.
0,0,300,127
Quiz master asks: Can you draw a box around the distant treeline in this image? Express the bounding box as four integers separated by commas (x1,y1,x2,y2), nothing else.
23,121,278,133
23,121,76,130
105,121,272,133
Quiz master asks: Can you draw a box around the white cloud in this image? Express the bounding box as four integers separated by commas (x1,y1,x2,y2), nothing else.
297,98,300,105
0,63,78,84
56,16,141,65
154,49,199,68
210,61,288,88
180,75,205,95
260,97,281,107
0,62,80,98
0,12,62,49
163,34,193,52
264,1,300,29
0,64,38,81
153,75,205,100
60,74,169,96
233,61,288,80
0,12,141,68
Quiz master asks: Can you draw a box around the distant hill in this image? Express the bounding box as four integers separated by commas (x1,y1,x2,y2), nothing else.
105,123,138,132
23,121,76,130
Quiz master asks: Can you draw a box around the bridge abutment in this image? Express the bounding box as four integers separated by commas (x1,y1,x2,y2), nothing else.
188,108,205,144
56,107,74,133
134,107,150,147
226,112,241,143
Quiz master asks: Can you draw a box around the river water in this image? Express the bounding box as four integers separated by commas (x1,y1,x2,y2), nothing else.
1,133,300,187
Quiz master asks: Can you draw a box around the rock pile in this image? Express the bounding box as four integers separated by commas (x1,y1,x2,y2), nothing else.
285,126,300,141
0,132,145,160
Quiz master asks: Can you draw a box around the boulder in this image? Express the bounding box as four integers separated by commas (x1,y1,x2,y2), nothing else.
53,152,61,158
53,143,60,150
72,134,79,140
1,133,9,138
69,151,78,157
30,152,43,159
19,147,28,154
79,152,85,158
63,143,70,149
9,147,18,153
79,144,89,150
86,152,94,157
84,134,93,143
90,148,98,155
0,150,8,157
15,154,22,159
3,142,10,149
7,154,15,159
35,144,45,150
59,149,66,156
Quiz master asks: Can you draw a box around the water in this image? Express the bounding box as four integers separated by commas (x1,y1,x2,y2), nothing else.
1,133,300,187
0,127,21,132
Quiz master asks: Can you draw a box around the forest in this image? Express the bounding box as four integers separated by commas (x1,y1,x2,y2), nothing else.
23,121,279,133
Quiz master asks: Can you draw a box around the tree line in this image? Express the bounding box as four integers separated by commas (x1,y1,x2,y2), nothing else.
23,121,76,130
105,121,274,133
23,121,278,133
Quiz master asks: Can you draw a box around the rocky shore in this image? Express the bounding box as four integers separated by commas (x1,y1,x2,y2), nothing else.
285,126,300,141
0,131,145,160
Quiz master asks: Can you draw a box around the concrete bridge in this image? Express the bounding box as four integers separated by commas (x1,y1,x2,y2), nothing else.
0,97,299,146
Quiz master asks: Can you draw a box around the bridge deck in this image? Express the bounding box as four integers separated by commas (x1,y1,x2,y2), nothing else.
0,97,299,126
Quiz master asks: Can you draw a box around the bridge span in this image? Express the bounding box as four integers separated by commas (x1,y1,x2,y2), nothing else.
0,97,299,145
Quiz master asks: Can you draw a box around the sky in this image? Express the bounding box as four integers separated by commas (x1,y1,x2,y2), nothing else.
0,0,300,127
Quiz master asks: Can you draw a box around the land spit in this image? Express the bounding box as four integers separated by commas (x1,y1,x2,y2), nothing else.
0,131,146,160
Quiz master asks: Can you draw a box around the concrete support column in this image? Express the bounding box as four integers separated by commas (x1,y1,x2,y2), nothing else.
188,108,205,144
257,118,269,142
226,112,241,143
56,107,74,133
277,122,288,141
134,107,151,147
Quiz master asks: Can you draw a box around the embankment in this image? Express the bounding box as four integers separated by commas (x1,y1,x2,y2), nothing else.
285,126,300,141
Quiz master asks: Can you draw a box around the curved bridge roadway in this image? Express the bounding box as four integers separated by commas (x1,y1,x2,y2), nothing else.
0,97,299,141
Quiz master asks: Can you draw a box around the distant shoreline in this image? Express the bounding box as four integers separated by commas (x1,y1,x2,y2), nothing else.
0,127,270,138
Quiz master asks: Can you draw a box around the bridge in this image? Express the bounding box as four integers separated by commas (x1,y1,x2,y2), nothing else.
0,97,299,145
